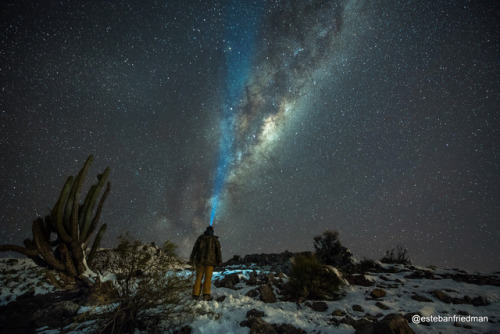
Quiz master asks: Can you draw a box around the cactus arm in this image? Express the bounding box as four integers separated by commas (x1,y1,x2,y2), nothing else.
82,181,111,247
33,218,66,271
80,168,110,243
78,185,96,230
87,223,107,267
0,244,38,257
69,155,94,240
55,176,74,243
58,242,77,277
70,240,86,275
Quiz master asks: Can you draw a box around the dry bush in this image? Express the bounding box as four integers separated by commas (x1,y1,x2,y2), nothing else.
380,244,412,265
82,233,197,333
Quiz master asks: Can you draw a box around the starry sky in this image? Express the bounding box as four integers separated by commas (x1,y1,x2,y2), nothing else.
1,0,498,273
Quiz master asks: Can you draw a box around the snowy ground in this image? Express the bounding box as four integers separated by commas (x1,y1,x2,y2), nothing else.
187,265,500,334
1,258,499,333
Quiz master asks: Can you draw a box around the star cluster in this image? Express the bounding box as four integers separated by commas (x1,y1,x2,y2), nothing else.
0,0,498,272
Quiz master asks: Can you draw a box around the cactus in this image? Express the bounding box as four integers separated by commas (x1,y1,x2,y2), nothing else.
0,155,111,287
87,223,107,267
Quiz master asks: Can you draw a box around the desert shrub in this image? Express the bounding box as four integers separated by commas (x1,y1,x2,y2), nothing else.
82,233,197,333
380,244,411,265
313,230,353,268
287,254,343,301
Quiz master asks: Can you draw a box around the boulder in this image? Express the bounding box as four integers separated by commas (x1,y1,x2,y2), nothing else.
471,296,490,306
215,272,240,289
376,314,415,334
370,289,386,299
260,284,277,303
345,274,374,286
375,301,390,310
353,318,374,334
352,304,364,312
32,300,80,328
340,315,357,327
274,323,307,334
332,309,345,317
246,289,259,298
411,294,433,303
305,301,328,312
249,317,278,334
174,325,192,334
404,270,435,280
354,313,415,334
433,290,451,303
247,309,266,319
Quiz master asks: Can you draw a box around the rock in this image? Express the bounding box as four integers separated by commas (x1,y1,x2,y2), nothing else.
305,301,328,312
471,296,490,306
340,315,357,327
332,309,345,317
411,294,433,302
174,325,192,334
439,272,500,287
352,304,364,312
32,300,80,328
364,314,378,322
355,314,415,334
260,284,277,303
370,288,386,299
215,272,240,289
353,318,374,334
375,301,390,310
247,309,266,319
216,295,226,302
248,271,258,285
266,272,276,283
0,288,86,332
345,274,374,286
249,317,278,334
375,313,415,334
246,289,259,298
273,323,307,334
405,270,435,280
433,290,451,303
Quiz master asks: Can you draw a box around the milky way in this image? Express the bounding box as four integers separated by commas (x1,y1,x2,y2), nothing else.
0,0,498,272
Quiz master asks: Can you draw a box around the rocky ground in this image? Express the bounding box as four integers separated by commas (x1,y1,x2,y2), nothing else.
0,253,499,333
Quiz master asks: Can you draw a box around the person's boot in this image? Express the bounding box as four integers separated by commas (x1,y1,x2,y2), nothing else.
203,294,213,301
192,295,199,301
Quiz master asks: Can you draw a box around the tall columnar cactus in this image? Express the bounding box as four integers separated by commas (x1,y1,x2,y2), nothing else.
0,155,111,287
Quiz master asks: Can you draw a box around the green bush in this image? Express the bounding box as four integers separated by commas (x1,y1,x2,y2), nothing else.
313,230,353,268
81,233,197,333
287,254,343,301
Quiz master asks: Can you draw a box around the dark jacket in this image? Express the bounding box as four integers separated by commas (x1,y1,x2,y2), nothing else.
190,234,222,267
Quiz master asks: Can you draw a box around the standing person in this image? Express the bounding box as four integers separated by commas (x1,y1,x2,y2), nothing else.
190,225,222,301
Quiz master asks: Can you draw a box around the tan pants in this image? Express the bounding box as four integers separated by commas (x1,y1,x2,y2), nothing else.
193,265,214,297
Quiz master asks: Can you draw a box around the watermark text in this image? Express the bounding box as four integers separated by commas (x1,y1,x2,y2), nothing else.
412,314,488,324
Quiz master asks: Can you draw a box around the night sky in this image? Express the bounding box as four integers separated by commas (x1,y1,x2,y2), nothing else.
1,0,498,273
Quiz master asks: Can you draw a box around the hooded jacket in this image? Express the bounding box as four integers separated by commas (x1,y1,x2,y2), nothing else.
190,233,222,266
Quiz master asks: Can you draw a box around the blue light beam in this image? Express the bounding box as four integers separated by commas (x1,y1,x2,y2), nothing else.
209,1,264,226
